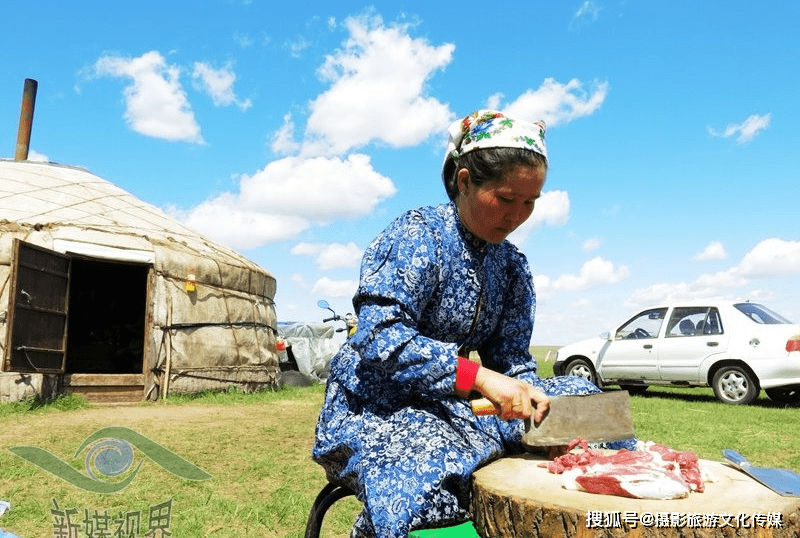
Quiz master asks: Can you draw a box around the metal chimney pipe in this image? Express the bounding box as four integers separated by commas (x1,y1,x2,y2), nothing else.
14,78,38,161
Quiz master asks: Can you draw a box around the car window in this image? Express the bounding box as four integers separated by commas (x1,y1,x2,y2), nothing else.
734,303,792,324
615,308,667,340
666,307,717,337
699,308,723,334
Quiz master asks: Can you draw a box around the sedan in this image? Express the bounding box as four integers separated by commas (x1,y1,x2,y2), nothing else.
553,301,800,405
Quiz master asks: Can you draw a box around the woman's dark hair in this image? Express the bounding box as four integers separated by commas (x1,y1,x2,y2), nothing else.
441,147,548,201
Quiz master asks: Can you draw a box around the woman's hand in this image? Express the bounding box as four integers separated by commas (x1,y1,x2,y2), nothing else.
472,366,550,424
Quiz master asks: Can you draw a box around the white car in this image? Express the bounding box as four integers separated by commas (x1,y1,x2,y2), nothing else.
553,301,800,405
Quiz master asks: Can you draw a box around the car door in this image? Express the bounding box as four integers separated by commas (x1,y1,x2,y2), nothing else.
658,307,729,382
596,308,667,382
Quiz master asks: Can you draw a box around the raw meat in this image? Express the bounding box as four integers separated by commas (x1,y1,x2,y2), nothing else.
543,438,705,500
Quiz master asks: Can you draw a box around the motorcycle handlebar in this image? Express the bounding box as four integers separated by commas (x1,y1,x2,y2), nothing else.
322,316,338,323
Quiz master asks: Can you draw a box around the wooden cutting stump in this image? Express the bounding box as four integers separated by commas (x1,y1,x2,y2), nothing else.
471,453,800,538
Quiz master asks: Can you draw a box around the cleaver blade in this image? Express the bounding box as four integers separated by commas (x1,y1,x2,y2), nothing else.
723,449,800,497
472,390,635,448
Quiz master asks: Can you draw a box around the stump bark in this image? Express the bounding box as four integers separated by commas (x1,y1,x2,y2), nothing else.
471,454,800,537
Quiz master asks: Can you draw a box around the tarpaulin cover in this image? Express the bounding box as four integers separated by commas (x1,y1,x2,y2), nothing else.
278,322,342,381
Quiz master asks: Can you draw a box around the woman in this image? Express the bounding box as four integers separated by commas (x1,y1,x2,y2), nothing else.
313,110,625,538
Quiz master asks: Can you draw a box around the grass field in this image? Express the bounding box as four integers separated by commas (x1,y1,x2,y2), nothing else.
1,346,799,537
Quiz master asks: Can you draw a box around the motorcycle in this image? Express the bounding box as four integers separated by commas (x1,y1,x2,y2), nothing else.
317,300,358,338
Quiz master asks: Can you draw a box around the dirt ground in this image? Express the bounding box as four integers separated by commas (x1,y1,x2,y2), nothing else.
0,401,294,447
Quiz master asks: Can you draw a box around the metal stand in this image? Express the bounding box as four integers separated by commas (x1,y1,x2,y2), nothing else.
304,482,356,538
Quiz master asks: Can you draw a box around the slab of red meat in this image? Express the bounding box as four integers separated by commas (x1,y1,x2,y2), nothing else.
543,439,704,500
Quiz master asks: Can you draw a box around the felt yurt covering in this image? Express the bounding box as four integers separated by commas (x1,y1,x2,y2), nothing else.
0,159,279,402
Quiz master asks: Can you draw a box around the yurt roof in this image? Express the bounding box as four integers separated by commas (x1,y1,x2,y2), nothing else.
0,159,274,295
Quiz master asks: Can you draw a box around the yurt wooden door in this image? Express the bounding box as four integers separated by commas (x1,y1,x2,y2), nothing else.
3,239,70,373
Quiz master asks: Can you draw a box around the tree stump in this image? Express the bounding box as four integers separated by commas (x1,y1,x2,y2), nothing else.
471,454,800,537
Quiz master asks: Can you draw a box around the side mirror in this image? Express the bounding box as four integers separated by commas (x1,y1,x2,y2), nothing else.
317,300,330,309
600,332,611,341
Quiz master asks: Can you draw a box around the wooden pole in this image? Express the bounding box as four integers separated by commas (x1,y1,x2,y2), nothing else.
164,330,172,399
163,300,173,399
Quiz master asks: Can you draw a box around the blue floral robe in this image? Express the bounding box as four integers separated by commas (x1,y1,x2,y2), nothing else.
312,203,627,538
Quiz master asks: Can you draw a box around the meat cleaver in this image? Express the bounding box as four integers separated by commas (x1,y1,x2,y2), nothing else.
723,449,800,497
471,390,635,448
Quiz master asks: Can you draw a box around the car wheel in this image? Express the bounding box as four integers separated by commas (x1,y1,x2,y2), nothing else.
712,365,759,405
765,385,800,405
565,358,597,385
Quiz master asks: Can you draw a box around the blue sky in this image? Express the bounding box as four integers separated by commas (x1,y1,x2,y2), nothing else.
2,1,798,345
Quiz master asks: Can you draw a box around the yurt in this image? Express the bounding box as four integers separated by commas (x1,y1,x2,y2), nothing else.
0,159,280,403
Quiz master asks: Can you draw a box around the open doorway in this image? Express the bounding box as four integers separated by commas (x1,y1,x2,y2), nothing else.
65,257,148,374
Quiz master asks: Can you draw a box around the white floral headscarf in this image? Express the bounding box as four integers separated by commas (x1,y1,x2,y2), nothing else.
445,110,547,161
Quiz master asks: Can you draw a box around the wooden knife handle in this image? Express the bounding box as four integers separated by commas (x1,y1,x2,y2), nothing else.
471,398,501,416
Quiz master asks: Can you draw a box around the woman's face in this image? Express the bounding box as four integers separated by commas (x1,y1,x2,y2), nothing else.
456,165,544,244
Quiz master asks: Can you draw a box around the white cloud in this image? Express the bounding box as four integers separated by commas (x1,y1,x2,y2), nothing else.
582,238,602,252
93,51,204,144
236,154,396,220
291,242,364,269
192,61,252,110
625,282,706,310
693,241,728,261
173,154,396,249
233,32,254,49
708,113,771,144
301,13,455,155
569,1,602,31
171,196,310,249
533,273,551,293
742,288,778,304
738,238,800,277
26,149,49,162
622,277,778,315
311,276,359,297
485,94,503,111
271,114,302,154
285,35,312,58
551,256,630,292
624,238,800,309
694,267,749,289
499,78,609,127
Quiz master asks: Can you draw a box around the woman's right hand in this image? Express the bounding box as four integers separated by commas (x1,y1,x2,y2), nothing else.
472,366,550,424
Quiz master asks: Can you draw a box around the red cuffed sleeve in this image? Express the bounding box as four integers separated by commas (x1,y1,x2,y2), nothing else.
454,356,480,398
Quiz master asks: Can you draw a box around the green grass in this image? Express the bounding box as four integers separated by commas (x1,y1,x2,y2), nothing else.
0,393,90,418
1,348,799,537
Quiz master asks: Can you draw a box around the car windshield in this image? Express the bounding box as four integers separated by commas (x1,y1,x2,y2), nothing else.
734,303,792,324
